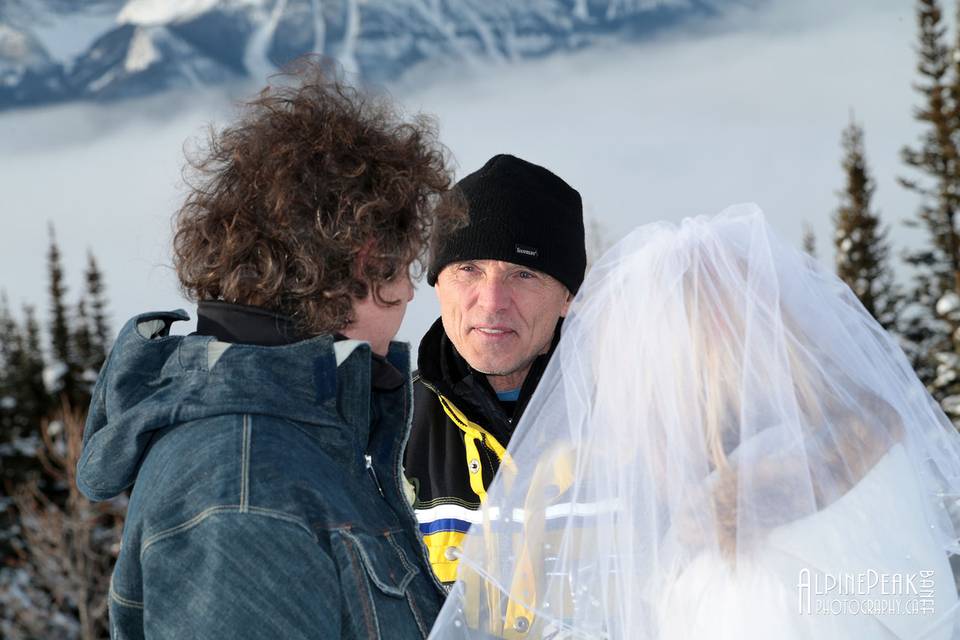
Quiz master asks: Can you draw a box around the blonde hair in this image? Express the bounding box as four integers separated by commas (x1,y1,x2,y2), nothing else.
681,249,902,557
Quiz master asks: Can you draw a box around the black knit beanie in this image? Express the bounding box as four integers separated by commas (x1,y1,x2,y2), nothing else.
427,154,586,294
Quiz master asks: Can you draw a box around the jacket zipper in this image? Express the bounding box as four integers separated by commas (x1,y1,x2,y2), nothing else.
399,380,449,594
364,454,385,497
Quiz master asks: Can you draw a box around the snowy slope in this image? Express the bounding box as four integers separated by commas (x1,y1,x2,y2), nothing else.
0,24,63,105
0,0,744,110
118,0,225,26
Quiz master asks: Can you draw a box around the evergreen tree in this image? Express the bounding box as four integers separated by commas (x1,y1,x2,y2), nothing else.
835,117,899,331
19,304,48,431
0,292,21,592
0,292,22,438
47,224,75,401
72,299,94,389
900,0,960,417
0,300,48,575
85,251,110,368
802,223,817,258
2,240,116,638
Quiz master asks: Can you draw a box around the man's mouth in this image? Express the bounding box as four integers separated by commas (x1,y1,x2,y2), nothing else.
473,326,514,336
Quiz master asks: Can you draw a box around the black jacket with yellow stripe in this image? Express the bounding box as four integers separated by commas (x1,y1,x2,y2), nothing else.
403,318,560,584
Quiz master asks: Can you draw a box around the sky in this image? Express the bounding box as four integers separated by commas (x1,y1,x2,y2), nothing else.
0,0,925,351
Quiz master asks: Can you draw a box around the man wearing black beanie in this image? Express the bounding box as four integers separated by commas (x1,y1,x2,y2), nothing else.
403,154,587,585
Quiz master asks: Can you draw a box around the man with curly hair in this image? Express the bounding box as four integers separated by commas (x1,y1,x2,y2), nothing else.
76,63,459,639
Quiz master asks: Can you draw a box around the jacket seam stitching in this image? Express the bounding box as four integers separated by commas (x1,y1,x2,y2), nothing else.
479,442,497,486
110,585,144,609
140,505,316,560
405,589,429,638
401,373,447,596
415,497,481,509
344,535,381,639
384,531,419,590
339,529,412,596
240,414,251,512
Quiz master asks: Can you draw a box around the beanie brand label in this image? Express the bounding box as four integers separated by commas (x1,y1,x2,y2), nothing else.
515,244,539,257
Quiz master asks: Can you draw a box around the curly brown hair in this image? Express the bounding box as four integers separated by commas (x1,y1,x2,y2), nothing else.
173,61,461,335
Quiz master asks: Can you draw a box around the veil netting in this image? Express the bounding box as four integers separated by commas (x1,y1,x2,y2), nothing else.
427,204,960,640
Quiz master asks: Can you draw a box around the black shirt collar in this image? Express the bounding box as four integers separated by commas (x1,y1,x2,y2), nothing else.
196,300,306,346
334,333,406,392
195,301,404,392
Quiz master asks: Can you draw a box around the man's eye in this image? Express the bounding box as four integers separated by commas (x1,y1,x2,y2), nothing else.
517,271,536,279
459,265,476,273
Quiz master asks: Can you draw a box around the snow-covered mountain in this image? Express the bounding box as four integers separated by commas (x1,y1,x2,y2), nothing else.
0,0,738,111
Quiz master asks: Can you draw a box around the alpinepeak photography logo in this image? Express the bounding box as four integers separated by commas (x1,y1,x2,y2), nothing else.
797,568,937,616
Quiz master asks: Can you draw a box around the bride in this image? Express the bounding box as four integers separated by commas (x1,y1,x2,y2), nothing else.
428,204,960,639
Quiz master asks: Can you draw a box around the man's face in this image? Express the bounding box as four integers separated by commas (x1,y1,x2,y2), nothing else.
435,260,572,391
347,267,415,356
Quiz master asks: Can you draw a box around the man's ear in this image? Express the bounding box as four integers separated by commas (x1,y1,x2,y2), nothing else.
560,289,573,318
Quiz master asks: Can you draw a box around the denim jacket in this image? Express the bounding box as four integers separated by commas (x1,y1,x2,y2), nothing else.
77,310,446,639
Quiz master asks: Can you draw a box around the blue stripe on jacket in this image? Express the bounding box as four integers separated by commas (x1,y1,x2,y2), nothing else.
419,518,473,535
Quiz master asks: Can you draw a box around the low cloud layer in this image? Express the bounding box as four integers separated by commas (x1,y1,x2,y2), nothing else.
0,0,921,348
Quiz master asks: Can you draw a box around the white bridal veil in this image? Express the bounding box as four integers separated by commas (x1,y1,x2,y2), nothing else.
428,204,960,640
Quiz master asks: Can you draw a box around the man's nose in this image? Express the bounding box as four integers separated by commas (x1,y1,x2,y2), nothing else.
476,279,510,313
